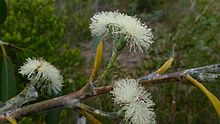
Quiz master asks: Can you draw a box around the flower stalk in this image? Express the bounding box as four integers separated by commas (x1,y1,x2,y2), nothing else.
95,50,119,84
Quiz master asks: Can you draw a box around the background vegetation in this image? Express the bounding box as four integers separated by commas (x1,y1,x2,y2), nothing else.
0,0,220,123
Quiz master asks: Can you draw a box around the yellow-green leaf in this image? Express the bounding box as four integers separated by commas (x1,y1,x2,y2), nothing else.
186,75,220,118
155,56,174,74
5,116,17,124
89,40,103,81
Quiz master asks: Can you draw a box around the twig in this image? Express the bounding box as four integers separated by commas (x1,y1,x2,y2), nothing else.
0,85,38,113
0,90,84,122
0,64,219,122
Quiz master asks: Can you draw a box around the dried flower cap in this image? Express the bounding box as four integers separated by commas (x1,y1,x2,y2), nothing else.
19,58,63,94
111,79,156,124
90,11,154,52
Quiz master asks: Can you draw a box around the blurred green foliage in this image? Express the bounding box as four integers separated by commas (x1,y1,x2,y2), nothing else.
0,0,86,123
0,0,7,24
0,0,87,94
0,0,220,124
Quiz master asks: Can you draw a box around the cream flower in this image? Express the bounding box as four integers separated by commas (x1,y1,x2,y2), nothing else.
90,11,119,36
124,101,156,124
90,11,154,52
19,58,63,94
111,79,145,104
111,79,156,124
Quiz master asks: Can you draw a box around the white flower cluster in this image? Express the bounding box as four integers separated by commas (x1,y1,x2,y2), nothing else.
90,11,154,52
19,58,63,94
111,79,156,124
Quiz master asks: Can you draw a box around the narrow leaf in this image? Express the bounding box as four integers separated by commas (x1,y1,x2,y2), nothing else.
0,0,7,24
5,116,17,124
0,45,16,101
156,44,175,74
77,109,102,124
155,56,174,74
89,40,103,81
186,75,220,118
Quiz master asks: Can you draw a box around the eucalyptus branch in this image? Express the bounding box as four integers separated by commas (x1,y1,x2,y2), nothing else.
0,90,84,122
139,64,220,83
0,84,38,113
185,64,220,74
0,64,219,122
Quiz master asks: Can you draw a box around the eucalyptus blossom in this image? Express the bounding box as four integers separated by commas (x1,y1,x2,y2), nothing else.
90,11,154,52
111,79,156,124
19,58,63,94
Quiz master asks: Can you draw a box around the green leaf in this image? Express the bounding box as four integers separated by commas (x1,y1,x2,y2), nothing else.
0,0,7,24
0,55,16,102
